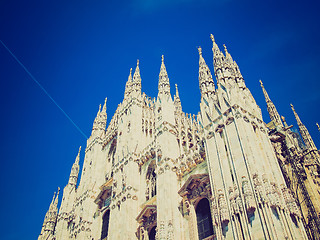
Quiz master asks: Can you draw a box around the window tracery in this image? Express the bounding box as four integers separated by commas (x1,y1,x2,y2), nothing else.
146,161,156,201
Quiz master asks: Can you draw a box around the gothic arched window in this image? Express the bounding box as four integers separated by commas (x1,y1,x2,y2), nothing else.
101,210,110,240
146,161,156,201
196,198,214,240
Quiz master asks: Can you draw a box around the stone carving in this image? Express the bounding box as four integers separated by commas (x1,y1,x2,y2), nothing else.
242,176,255,212
281,186,301,218
218,189,229,223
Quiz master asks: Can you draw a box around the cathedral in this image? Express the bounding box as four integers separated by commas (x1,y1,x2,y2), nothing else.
38,34,320,240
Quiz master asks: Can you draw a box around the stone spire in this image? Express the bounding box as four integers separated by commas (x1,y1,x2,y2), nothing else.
132,60,142,95
102,97,107,114
158,55,171,99
260,80,283,128
291,104,317,150
68,146,81,186
47,191,56,213
174,84,182,112
41,188,59,237
92,99,107,135
233,60,246,89
124,68,133,99
92,104,101,129
210,34,237,91
39,191,56,236
198,46,215,97
53,187,60,209
210,34,225,75
317,123,320,132
223,44,233,64
175,83,179,98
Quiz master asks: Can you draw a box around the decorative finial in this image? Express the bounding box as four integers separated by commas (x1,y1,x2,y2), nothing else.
137,59,139,66
223,44,229,55
198,46,202,55
161,55,164,64
259,79,263,86
127,68,133,82
290,103,294,110
317,123,320,132
210,34,215,42
78,146,81,155
104,97,107,105
175,84,179,97
281,115,288,127
98,104,101,112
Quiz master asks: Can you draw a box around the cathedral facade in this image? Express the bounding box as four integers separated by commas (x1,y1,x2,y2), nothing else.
38,35,319,240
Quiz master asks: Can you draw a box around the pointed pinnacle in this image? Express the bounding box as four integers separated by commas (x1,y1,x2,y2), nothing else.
291,103,302,125
281,116,288,127
129,68,132,81
210,34,215,42
54,187,60,207
75,146,81,164
223,44,227,53
51,192,56,204
198,46,202,55
290,103,294,111
175,84,179,97
259,79,263,86
317,123,320,132
160,55,167,73
102,97,107,112
133,60,141,86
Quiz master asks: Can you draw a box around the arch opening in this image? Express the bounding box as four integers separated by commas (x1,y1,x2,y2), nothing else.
196,198,214,240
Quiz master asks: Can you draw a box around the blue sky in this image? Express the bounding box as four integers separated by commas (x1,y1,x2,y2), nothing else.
0,0,320,239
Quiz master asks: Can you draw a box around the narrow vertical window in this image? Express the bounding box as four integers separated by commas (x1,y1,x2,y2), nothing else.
146,161,156,201
149,226,156,240
196,198,214,240
101,210,110,240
